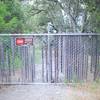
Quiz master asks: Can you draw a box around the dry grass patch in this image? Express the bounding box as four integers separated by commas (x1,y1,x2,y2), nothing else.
72,82,100,100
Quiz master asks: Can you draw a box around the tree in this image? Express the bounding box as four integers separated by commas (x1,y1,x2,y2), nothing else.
83,0,100,33
0,0,24,33
28,0,86,32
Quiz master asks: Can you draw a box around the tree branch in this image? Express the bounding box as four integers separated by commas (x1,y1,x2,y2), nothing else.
31,9,46,16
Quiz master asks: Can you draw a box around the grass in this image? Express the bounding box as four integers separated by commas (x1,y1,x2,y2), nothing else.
10,45,42,69
71,81,100,100
63,79,100,100
13,55,22,69
35,46,42,64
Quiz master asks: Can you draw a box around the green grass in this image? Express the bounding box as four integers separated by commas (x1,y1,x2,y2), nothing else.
35,46,42,64
13,55,22,69
0,45,42,71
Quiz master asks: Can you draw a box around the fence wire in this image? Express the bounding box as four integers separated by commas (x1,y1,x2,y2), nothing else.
0,34,100,84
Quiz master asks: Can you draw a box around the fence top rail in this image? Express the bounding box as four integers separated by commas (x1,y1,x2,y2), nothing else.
0,33,100,36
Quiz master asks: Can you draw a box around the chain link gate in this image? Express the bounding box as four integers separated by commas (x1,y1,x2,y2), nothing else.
0,33,100,84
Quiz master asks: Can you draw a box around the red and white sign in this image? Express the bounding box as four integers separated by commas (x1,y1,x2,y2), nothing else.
24,38,33,45
16,38,33,46
16,38,25,46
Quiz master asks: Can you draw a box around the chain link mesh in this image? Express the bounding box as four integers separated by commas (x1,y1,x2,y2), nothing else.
0,34,99,84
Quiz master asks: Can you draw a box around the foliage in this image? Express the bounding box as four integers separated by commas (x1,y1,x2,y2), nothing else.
0,0,99,33
0,0,24,33
35,45,42,64
13,55,22,69
83,0,100,33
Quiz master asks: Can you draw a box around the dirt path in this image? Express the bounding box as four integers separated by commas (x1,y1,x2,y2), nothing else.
0,84,98,100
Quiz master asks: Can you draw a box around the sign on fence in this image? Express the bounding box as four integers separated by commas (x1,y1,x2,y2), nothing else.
16,38,33,46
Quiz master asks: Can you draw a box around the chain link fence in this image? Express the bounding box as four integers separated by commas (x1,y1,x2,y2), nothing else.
0,34,100,84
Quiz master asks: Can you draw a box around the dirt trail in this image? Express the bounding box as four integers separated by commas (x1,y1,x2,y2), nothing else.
0,84,98,100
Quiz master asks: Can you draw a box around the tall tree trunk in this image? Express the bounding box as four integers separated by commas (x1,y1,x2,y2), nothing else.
31,44,35,82
42,46,44,82
11,37,15,75
94,36,98,80
0,42,5,83
45,46,48,82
